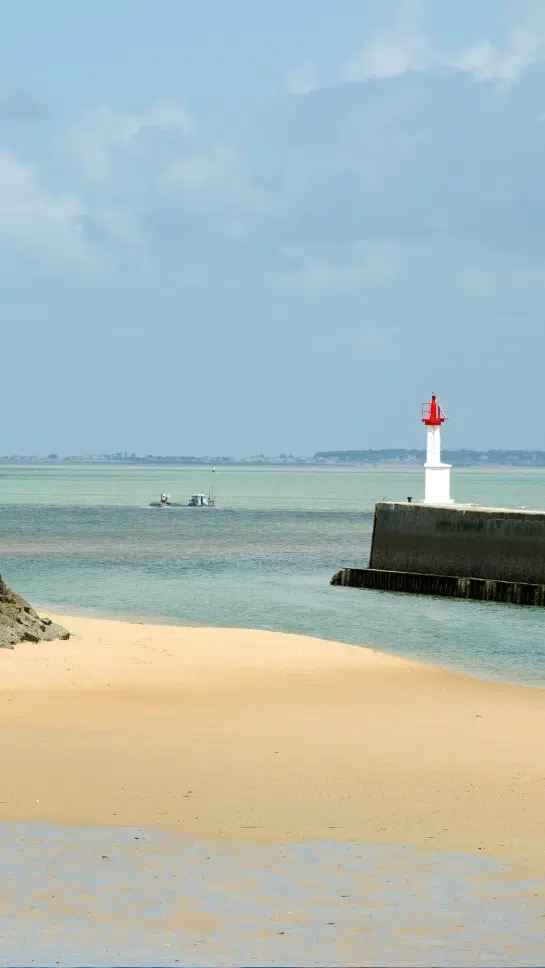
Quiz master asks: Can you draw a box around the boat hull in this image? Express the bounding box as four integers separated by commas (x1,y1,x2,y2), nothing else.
148,502,215,508
149,502,186,508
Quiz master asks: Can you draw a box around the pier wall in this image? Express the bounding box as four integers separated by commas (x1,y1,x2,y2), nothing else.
369,502,545,584
331,567,545,607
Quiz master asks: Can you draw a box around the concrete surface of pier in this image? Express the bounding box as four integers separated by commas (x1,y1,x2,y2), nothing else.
369,501,545,584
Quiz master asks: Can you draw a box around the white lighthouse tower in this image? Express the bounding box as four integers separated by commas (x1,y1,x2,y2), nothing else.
421,394,453,505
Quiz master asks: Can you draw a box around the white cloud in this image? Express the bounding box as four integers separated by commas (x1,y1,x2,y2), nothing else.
285,60,319,96
342,0,430,83
448,26,544,84
0,151,92,269
67,101,194,183
341,0,545,87
0,150,153,276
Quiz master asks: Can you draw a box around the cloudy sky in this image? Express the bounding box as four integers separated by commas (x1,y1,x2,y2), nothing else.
1,0,544,455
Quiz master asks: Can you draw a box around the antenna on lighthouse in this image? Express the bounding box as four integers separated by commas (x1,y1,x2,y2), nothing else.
421,394,454,505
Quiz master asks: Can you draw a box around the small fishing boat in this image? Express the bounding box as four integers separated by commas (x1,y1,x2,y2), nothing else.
149,491,216,508
149,493,183,508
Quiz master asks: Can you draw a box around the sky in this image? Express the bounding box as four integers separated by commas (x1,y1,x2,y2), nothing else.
2,0,545,456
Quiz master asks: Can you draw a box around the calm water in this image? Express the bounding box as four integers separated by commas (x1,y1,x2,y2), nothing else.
1,464,545,685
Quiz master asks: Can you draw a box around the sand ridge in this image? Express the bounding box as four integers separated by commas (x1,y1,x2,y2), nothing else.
0,613,544,880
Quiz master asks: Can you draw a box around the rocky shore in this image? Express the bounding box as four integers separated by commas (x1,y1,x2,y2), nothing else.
0,577,69,648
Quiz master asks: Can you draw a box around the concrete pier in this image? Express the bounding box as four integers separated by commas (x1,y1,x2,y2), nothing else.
332,501,545,607
370,502,545,583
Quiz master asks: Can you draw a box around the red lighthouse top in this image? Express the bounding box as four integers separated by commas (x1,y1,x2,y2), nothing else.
422,394,446,426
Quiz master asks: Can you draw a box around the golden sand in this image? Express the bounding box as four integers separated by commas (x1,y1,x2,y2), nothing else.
0,613,544,878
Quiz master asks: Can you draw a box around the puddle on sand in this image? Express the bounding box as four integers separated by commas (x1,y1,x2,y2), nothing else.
0,823,544,966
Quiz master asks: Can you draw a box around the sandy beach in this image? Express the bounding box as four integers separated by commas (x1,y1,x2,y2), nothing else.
0,613,544,880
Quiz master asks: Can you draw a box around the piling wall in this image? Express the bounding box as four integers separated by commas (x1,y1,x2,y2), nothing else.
369,502,545,584
331,567,545,606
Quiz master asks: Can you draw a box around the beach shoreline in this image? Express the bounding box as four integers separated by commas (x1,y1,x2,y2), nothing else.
0,612,544,882
36,601,545,691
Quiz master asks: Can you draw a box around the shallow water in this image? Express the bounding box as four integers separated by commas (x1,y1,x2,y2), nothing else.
1,823,544,966
1,464,545,685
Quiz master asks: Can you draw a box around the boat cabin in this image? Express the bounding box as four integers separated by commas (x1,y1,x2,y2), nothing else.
189,493,213,507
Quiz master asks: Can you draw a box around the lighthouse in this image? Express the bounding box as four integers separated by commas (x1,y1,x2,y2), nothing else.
421,394,453,505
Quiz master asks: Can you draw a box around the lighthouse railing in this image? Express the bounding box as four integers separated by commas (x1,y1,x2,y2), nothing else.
421,402,447,422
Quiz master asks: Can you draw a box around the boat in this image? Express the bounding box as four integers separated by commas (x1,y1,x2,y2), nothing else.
149,492,184,508
149,490,216,508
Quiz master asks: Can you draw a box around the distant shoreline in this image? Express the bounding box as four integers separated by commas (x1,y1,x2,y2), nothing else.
3,458,545,469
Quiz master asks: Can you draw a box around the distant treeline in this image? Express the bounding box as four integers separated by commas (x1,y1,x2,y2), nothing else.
314,449,545,466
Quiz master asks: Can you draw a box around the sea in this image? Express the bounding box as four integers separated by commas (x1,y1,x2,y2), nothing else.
2,463,545,966
1,462,545,686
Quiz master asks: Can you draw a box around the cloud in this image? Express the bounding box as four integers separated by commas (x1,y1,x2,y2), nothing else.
3,18,545,292
67,101,194,183
63,99,276,238
252,53,545,278
285,60,319,96
0,87,46,121
164,142,281,240
342,0,430,83
341,0,545,87
447,26,544,84
62,99,281,267
0,151,92,270
164,142,237,191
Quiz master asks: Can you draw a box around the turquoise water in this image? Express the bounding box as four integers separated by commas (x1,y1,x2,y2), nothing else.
1,464,545,685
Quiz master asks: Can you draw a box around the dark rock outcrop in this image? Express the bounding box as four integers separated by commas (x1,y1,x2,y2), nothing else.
0,576,70,649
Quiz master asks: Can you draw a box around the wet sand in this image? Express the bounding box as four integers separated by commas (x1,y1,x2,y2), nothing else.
0,614,544,879
3,824,544,966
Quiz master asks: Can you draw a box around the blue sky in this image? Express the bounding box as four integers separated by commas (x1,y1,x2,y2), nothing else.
1,0,544,455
